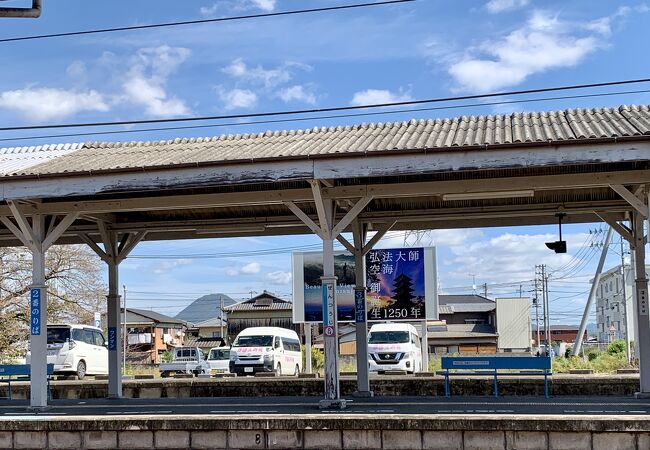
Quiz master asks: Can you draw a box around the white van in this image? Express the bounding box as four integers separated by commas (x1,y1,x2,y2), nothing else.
229,327,302,376
368,323,423,373
206,347,231,373
27,324,108,379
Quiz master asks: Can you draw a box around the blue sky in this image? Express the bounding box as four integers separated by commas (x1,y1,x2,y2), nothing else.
1,0,648,323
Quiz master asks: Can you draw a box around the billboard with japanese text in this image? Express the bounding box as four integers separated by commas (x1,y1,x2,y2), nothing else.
366,247,430,321
292,247,438,323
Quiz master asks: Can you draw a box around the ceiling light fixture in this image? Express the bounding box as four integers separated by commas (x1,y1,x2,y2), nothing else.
442,190,535,201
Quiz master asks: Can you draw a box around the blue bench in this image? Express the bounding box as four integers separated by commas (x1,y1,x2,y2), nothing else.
0,364,54,400
441,356,552,398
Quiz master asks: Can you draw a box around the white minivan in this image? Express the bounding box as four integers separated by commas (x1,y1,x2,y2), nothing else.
27,324,108,379
229,327,302,376
368,323,423,374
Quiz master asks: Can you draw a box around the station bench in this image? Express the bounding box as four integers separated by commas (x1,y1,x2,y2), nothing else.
441,356,552,398
0,364,54,400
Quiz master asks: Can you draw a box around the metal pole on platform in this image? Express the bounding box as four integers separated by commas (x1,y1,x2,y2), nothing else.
30,215,48,408
632,208,650,395
106,262,122,398
305,324,312,374
123,284,127,375
352,221,372,397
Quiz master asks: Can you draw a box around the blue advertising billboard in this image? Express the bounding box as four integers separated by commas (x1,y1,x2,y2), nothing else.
292,247,438,323
365,248,425,321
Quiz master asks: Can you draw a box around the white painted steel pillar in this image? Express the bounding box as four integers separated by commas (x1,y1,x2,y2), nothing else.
1,205,79,409
78,228,146,399
30,215,48,408
106,261,122,398
352,221,371,397
633,209,650,394
321,232,341,405
305,323,312,374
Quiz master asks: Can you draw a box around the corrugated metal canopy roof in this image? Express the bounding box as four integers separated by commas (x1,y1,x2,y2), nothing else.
2,105,649,178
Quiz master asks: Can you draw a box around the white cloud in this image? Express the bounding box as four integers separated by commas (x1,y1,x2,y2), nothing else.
486,0,530,14
444,232,589,287
66,61,87,80
200,0,276,17
222,58,311,88
151,259,192,275
200,4,219,17
241,262,261,274
266,271,292,285
449,11,596,92
122,45,191,117
350,88,412,106
0,87,108,121
217,87,258,110
278,85,316,104
226,261,261,276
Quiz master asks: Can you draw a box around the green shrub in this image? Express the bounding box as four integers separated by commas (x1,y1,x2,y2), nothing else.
302,347,325,372
607,339,626,356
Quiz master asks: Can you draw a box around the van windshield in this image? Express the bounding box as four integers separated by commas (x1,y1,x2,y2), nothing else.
47,327,70,344
233,335,273,347
208,349,230,360
368,331,410,344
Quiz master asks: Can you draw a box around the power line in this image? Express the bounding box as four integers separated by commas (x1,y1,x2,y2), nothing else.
0,1,414,44
3,88,650,144
1,78,649,133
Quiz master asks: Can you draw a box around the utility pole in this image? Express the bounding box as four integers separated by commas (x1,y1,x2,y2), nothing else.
534,275,541,350
536,264,550,355
483,283,488,298
621,236,631,363
219,295,225,342
542,264,551,356
122,284,127,375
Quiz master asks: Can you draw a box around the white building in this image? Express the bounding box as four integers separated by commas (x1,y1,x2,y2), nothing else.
596,264,650,344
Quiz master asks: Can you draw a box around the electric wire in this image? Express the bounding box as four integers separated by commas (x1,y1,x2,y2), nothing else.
1,78,649,133
2,88,650,144
0,1,414,44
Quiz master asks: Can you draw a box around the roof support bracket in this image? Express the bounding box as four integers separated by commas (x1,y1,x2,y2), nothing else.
610,185,649,218
596,212,634,244
283,201,324,239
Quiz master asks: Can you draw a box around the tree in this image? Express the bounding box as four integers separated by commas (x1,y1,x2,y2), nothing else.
391,273,414,309
0,245,107,361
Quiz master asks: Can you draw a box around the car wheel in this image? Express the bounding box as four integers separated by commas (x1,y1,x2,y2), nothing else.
294,364,300,377
275,363,281,377
76,360,86,380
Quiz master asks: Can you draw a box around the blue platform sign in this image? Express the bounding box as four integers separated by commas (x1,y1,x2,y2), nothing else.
107,327,117,351
354,289,366,323
30,288,41,335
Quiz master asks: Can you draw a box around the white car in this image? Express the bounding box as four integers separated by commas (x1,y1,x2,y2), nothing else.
229,327,302,376
27,324,108,379
206,347,231,373
368,323,423,374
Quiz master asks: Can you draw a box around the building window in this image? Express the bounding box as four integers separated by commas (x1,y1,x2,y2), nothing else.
465,319,485,325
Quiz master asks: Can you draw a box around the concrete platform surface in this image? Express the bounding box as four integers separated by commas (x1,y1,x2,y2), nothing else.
1,395,650,417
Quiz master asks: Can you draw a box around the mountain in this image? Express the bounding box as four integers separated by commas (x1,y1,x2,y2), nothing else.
174,294,236,325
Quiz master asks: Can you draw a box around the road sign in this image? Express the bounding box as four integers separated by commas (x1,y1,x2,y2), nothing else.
94,312,101,328
30,288,41,336
324,325,335,337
